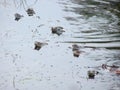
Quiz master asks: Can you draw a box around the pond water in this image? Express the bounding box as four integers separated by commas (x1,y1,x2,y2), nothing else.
0,0,120,90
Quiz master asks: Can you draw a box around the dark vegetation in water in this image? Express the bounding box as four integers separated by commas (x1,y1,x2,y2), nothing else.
51,26,65,36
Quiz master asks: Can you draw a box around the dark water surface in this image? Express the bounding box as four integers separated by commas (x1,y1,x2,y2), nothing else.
0,0,120,90
59,0,120,48
59,0,120,89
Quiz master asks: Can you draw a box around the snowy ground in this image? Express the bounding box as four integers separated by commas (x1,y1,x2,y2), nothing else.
0,0,120,90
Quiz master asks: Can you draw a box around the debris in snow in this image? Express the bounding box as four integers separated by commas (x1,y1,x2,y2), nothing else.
71,44,81,57
87,70,99,79
26,8,35,16
102,64,120,75
36,16,40,19
14,13,23,21
72,44,80,51
51,26,65,36
73,50,80,57
34,41,48,51
37,24,44,27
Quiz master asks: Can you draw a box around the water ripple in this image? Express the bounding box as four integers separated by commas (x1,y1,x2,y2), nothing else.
59,0,120,49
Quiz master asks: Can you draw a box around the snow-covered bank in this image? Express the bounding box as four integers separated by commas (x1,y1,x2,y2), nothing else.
0,0,120,90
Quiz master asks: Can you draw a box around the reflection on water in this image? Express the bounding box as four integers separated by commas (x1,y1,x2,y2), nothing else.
59,0,120,89
60,0,120,49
